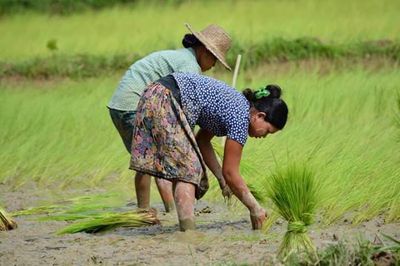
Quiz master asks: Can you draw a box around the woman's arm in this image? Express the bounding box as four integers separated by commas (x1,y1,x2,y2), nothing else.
222,139,266,229
196,129,228,191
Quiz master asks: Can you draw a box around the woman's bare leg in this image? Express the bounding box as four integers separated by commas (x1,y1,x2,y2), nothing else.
173,181,196,231
155,178,175,212
135,172,151,209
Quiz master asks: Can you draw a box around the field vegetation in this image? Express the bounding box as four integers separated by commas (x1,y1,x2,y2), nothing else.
0,0,399,264
0,0,399,61
1,66,399,225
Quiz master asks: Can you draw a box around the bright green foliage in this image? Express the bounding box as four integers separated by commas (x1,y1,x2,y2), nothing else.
0,0,185,15
12,192,129,221
1,67,399,225
235,67,400,225
0,0,399,61
267,165,318,261
396,92,400,142
1,39,398,79
12,205,62,216
0,77,133,189
57,210,159,234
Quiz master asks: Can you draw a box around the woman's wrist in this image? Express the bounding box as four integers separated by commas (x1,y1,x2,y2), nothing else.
241,191,262,214
216,175,226,189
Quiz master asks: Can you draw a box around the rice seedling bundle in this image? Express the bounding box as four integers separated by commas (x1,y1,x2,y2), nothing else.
58,209,159,234
267,165,318,261
0,207,17,231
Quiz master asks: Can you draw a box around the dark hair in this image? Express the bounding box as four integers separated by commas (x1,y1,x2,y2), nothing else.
242,84,288,129
182,34,203,48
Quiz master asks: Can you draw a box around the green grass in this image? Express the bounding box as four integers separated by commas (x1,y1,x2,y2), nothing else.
11,191,129,218
0,66,399,225
0,0,142,15
0,77,132,188
222,65,400,225
0,0,399,61
1,38,399,79
286,235,400,266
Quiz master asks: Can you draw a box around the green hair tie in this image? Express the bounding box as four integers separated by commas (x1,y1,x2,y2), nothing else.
254,88,270,99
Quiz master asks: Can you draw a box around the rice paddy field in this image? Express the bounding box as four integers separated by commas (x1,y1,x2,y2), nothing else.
0,0,399,265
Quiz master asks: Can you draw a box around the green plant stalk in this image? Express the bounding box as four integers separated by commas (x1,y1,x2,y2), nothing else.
12,205,64,216
57,211,159,234
266,165,318,261
279,223,317,261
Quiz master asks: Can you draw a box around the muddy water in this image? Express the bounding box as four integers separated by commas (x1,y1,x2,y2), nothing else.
1,185,399,265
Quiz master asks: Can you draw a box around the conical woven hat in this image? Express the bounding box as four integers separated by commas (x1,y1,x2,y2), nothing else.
185,23,232,71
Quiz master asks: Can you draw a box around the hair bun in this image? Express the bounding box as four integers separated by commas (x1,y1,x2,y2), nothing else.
242,88,255,101
182,34,201,48
265,84,282,98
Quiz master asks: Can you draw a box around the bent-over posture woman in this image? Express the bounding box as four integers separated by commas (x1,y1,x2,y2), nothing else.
108,24,232,212
130,72,289,231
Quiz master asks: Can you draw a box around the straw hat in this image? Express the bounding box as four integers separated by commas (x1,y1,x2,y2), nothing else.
185,23,232,71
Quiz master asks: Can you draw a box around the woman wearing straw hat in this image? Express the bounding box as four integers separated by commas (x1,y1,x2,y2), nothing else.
108,23,232,213
130,72,289,231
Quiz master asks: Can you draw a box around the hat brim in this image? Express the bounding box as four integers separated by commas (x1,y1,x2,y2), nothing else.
185,23,231,71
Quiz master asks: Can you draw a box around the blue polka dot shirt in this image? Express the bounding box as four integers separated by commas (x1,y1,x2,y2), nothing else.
172,72,250,146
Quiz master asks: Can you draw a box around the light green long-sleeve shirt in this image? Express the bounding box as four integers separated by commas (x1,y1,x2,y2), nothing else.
108,48,201,111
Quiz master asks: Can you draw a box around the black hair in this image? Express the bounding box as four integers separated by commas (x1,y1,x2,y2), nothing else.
242,84,288,130
182,34,203,48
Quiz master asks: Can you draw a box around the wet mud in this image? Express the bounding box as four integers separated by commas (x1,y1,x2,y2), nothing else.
0,185,399,265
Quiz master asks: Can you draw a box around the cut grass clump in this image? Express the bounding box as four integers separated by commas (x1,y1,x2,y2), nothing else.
57,209,159,234
0,207,17,231
267,164,319,261
12,192,128,221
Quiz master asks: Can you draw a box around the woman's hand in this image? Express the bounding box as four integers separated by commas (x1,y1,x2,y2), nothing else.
221,184,233,199
250,206,267,230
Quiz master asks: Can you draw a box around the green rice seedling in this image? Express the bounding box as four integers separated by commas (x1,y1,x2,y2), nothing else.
12,191,128,222
0,207,17,231
57,209,159,234
261,211,280,234
1,66,399,225
267,164,319,262
12,204,65,216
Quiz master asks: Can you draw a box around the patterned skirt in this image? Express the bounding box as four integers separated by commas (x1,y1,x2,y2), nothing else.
129,83,209,199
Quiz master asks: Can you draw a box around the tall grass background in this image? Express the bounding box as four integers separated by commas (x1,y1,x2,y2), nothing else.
1,66,399,224
0,0,399,61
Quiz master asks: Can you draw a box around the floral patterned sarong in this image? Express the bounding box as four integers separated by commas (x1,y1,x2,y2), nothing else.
130,83,209,199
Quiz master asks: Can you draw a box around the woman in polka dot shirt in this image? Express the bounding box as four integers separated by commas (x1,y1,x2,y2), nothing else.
130,72,288,231
108,24,232,213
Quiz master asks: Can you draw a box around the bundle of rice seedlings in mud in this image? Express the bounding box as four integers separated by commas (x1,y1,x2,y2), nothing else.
267,164,319,261
12,191,126,218
0,207,17,231
58,209,159,234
